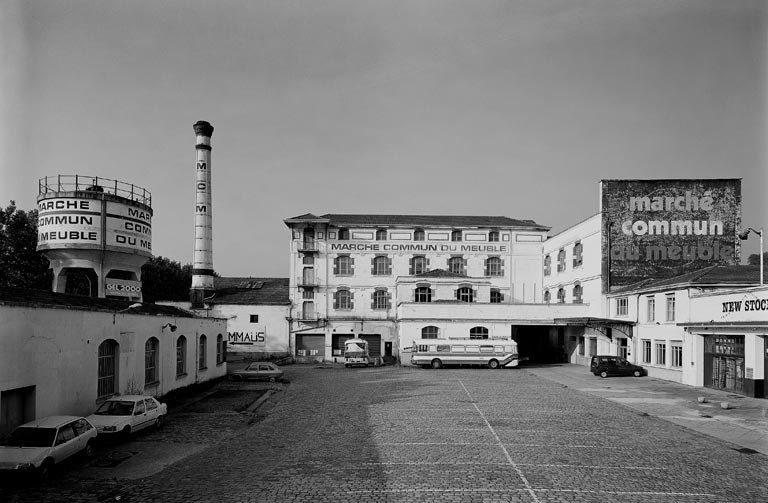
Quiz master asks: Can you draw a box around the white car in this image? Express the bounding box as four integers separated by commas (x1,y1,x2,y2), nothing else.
0,415,97,480
86,395,167,437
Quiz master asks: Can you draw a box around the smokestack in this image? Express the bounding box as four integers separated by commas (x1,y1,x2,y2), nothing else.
190,120,215,308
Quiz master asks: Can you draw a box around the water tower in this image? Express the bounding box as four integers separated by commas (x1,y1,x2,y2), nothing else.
36,175,153,300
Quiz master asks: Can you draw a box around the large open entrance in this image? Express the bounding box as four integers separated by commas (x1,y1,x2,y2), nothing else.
512,325,563,364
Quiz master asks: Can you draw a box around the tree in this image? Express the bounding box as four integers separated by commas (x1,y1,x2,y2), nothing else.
0,201,51,289
141,256,194,303
747,252,768,266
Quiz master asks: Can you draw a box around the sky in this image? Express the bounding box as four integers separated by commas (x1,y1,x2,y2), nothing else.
2,0,767,278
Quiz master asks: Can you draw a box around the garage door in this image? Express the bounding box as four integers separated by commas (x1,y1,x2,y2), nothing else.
359,334,381,357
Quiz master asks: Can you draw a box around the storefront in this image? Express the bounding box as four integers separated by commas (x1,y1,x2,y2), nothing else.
682,286,768,399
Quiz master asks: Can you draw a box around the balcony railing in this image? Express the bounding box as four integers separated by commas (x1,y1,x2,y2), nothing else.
298,241,318,252
39,175,152,207
297,312,318,321
297,276,318,287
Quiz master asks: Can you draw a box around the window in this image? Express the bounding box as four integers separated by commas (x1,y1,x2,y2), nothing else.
488,231,499,242
589,337,597,356
199,334,207,370
176,336,187,377
98,340,118,398
485,257,503,277
578,336,585,356
557,249,566,272
469,327,489,339
145,398,158,412
557,288,565,304
414,286,432,303
451,230,462,242
334,255,353,275
144,337,159,385
655,341,666,365
544,255,551,276
544,290,551,303
422,326,439,339
671,342,683,368
573,283,583,304
249,314,259,323
338,228,349,240
456,287,474,302
490,289,503,303
372,255,391,275
216,334,224,364
642,340,652,363
616,297,628,316
647,296,655,322
376,229,387,241
302,301,315,320
372,289,390,309
414,229,425,241
572,241,583,267
334,288,353,309
666,295,676,322
410,255,427,275
448,256,465,275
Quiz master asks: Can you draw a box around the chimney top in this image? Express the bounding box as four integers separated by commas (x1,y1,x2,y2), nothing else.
193,121,214,137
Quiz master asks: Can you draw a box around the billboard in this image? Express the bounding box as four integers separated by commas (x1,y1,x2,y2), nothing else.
601,179,741,291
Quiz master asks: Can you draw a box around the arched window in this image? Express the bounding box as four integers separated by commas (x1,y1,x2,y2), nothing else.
557,248,566,272
98,340,118,398
372,256,390,275
199,334,207,370
573,283,583,304
338,228,349,240
557,287,566,304
376,229,387,241
413,229,425,241
456,286,474,302
451,230,462,242
485,257,503,276
488,231,499,242
448,257,465,275
469,327,489,340
422,326,439,339
490,289,503,304
145,337,159,385
573,241,583,267
411,255,427,275
334,288,353,309
334,255,353,275
414,286,432,303
544,255,551,276
176,336,187,377
216,334,224,364
544,290,551,303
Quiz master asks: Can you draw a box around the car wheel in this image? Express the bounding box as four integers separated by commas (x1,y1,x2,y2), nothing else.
230,374,243,381
155,415,165,428
600,371,608,378
269,376,276,382
488,359,500,369
430,359,443,369
633,370,642,377
83,440,94,459
38,459,54,482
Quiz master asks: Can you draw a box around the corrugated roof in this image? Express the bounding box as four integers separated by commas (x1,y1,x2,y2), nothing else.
285,213,549,230
210,277,290,305
0,287,197,317
610,264,765,294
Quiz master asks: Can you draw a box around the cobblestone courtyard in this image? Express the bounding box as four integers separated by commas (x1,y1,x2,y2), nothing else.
2,365,767,502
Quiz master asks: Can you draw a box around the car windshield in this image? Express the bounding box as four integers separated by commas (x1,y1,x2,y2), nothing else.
94,400,135,416
6,427,56,447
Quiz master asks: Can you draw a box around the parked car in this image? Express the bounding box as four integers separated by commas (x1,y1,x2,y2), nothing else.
86,395,167,438
229,362,284,382
591,355,646,378
0,415,97,480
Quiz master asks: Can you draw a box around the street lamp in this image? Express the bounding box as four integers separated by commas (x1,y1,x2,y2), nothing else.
738,227,763,286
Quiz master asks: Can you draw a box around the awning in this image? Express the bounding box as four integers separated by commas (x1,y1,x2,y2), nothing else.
553,317,635,339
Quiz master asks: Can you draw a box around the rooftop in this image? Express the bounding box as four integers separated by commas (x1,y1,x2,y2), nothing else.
609,264,766,295
285,213,549,230
209,277,290,305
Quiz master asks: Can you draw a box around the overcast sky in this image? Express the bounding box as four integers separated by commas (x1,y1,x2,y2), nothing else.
2,0,766,277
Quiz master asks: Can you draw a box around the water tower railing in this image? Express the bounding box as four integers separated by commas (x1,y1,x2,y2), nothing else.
38,175,152,207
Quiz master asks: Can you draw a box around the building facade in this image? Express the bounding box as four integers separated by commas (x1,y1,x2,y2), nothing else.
284,214,560,364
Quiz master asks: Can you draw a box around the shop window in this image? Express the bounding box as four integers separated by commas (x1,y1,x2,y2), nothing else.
414,229,425,241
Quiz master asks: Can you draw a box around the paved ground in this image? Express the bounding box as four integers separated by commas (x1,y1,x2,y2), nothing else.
1,364,767,502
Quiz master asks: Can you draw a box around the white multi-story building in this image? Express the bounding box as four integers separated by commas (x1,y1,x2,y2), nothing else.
283,213,589,364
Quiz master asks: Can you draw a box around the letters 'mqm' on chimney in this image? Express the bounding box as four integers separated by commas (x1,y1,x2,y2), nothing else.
190,120,215,308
